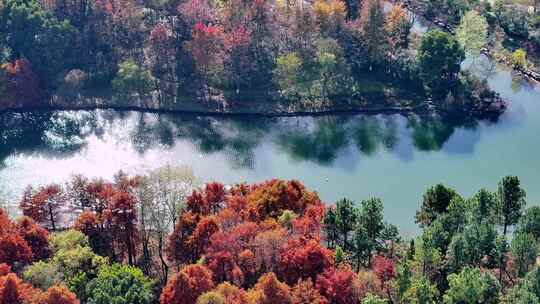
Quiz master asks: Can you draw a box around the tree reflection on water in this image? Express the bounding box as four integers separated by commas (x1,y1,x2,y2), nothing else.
0,110,486,169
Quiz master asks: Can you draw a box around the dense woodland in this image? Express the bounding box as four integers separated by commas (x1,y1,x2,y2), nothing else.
0,0,509,116
0,169,539,303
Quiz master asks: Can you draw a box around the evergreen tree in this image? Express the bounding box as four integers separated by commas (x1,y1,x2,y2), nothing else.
511,233,538,277
496,176,526,235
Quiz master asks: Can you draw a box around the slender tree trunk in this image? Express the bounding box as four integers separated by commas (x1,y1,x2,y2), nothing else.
383,281,394,304
126,226,134,265
142,234,151,275
110,236,118,262
158,234,169,283
140,203,150,274
504,268,516,285
48,203,56,231
498,255,504,287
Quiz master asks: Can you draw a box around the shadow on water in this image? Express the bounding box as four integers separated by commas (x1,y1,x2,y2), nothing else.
0,110,484,169
0,111,98,165
276,116,350,165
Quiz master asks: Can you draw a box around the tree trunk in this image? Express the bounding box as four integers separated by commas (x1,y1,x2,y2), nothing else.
142,235,151,275
158,234,169,283
498,255,504,287
126,227,134,265
48,203,56,231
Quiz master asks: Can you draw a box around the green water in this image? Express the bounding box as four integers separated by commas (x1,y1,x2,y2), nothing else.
1,59,539,236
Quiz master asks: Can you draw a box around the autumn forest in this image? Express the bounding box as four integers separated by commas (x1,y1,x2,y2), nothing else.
1,0,540,303
0,168,538,304
0,0,519,117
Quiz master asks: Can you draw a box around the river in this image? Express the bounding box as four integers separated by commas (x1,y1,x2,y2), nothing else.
1,55,539,236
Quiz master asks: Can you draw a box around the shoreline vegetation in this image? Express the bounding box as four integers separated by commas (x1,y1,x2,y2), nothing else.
0,92,507,119
0,0,510,120
1,171,539,303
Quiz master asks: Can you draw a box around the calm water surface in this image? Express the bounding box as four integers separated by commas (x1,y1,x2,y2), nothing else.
1,59,539,236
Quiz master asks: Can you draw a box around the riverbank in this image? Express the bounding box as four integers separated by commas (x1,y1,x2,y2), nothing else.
0,89,506,120
0,103,425,118
0,0,510,121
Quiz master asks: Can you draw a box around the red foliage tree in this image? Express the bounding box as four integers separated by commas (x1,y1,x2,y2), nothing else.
0,210,41,267
167,211,199,265
0,264,11,276
19,187,40,222
238,249,257,285
316,266,362,304
15,217,51,261
149,23,171,46
103,191,138,265
356,271,384,300
186,191,208,215
224,222,261,252
226,195,249,213
74,210,101,237
191,215,220,256
0,234,32,267
247,180,323,221
186,182,226,216
73,210,110,257
291,279,329,304
214,282,249,304
204,221,263,286
148,24,175,78
0,59,43,108
0,274,25,304
253,272,292,304
0,210,12,235
208,222,258,254
279,239,334,285
185,22,224,100
84,180,115,215
189,23,224,68
217,208,242,231
251,228,287,275
204,182,226,213
37,285,80,304
230,183,251,196
19,185,65,231
222,25,257,100
372,256,396,284
65,175,92,213
0,273,36,304
160,264,215,304
292,204,326,240
113,172,141,192
177,0,215,26
207,251,244,285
